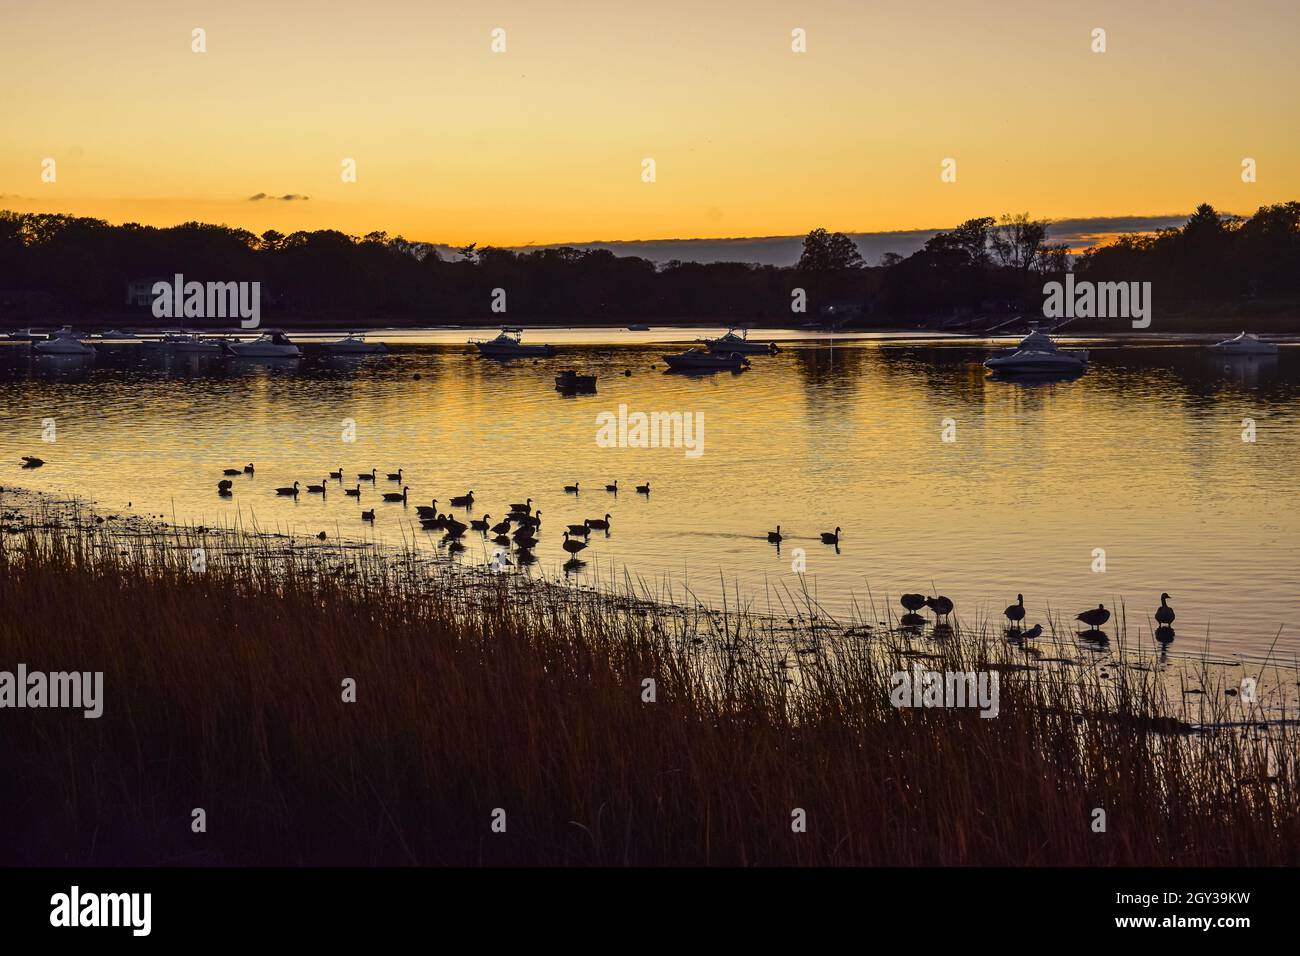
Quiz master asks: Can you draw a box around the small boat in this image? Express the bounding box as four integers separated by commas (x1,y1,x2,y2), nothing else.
471,327,556,358
554,369,597,393
5,328,45,342
1209,332,1278,356
95,329,140,340
700,327,778,355
662,348,750,372
32,327,95,355
984,325,1089,376
225,330,302,358
626,323,651,332
322,333,388,354
167,332,224,354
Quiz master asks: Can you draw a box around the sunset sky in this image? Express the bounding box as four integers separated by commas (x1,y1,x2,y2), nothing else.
2,0,1296,247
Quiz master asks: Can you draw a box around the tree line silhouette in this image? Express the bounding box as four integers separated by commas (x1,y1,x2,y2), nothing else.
1,202,1296,328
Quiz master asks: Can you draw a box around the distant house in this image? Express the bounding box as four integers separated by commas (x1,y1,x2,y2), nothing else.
126,278,168,308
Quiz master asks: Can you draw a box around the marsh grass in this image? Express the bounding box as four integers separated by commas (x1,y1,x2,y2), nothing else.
0,512,1296,866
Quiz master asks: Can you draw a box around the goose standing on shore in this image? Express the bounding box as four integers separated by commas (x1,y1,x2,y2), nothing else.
1155,593,1175,626
1075,604,1111,629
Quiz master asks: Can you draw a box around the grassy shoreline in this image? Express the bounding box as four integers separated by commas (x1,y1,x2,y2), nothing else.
1,496,1296,866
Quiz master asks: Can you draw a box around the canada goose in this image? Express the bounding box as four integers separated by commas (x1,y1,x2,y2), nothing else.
900,593,927,614
387,468,403,482
217,479,233,491
820,527,841,544
519,510,541,528
443,522,467,540
1076,604,1110,629
276,481,301,497
605,480,618,492
307,479,327,494
1004,594,1026,626
344,484,362,497
222,467,242,476
416,499,438,516
1021,624,1043,641
470,514,491,531
562,531,589,555
20,456,45,468
243,463,255,474
382,486,408,503
926,595,954,620
422,514,448,530
767,525,782,543
358,468,377,482
1155,593,1175,626
585,513,611,530
490,517,512,535
567,524,591,537
564,483,579,494
636,482,650,494
512,526,538,545
508,498,532,514
217,482,232,497
361,509,375,522
449,490,474,507
329,467,343,480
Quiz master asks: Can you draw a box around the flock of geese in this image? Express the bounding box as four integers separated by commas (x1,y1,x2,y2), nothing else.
892,590,1176,642
215,463,655,564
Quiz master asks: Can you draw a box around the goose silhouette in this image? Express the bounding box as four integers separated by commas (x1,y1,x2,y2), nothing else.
509,498,532,514
470,514,492,531
382,486,408,503
636,482,650,494
820,527,841,544
900,593,927,614
344,484,362,498
1155,593,1175,626
307,479,327,494
386,468,403,482
358,468,377,482
1005,594,1026,626
275,481,300,497
562,531,589,555
586,514,611,531
926,595,954,621
329,467,343,480
567,523,592,537
449,491,474,507
1020,624,1043,640
1075,604,1110,629
767,525,782,543
361,509,375,522
564,483,579,494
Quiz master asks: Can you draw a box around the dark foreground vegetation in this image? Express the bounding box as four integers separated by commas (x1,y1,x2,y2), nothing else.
2,203,1298,329
1,512,1296,867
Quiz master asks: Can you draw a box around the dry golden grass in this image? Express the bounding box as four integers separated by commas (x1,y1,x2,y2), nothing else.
0,518,1295,866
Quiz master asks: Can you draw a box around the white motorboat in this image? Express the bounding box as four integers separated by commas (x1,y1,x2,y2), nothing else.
662,348,750,372
471,327,556,358
700,327,778,355
32,327,96,355
225,330,302,358
1209,332,1278,356
322,333,388,354
96,329,140,339
5,328,45,341
168,333,224,354
984,349,1088,375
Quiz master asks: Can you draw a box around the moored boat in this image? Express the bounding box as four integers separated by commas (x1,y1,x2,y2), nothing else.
225,330,302,358
1209,331,1278,356
32,327,95,355
322,333,388,354
701,327,778,355
471,327,556,358
662,348,750,372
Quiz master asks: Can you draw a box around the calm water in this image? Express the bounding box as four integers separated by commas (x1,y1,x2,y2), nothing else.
2,327,1297,661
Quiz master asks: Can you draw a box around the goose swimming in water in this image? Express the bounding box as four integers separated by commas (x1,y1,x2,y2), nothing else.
1155,593,1175,626
490,517,512,535
1005,594,1026,626
243,463,255,474
470,514,492,531
382,486,408,503
767,525,782,543
566,523,591,536
564,483,579,494
509,498,532,514
820,527,841,544
358,468,377,482
605,480,618,492
329,467,343,480
900,593,927,614
361,509,375,522
585,513,611,530
1075,604,1110,629
307,479,328,494
21,456,45,468
344,484,362,497
636,482,650,494
519,510,541,528
449,490,474,507
276,481,301,497
217,479,233,491
562,531,589,555
222,467,242,476
386,468,403,482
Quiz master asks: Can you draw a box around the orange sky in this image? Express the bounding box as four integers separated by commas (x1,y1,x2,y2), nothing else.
2,0,1296,245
